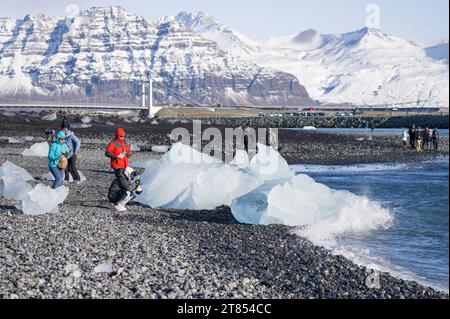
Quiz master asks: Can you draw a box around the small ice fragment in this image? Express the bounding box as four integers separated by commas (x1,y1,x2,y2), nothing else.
41,113,57,121
94,261,114,274
20,184,69,215
22,142,49,157
81,116,92,124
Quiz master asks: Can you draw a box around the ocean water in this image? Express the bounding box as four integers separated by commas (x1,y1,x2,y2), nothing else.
291,156,449,292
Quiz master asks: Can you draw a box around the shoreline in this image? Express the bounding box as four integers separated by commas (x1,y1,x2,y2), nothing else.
0,114,449,299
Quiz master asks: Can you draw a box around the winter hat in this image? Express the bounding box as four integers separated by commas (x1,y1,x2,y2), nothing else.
56,131,66,140
115,128,126,138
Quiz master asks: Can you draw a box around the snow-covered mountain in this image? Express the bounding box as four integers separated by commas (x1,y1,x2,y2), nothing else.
0,6,314,106
172,12,449,108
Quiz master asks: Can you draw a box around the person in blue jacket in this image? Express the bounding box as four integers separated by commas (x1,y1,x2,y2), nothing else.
48,131,69,189
61,117,81,183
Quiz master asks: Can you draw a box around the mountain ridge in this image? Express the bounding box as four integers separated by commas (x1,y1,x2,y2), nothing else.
170,11,448,108
0,6,315,106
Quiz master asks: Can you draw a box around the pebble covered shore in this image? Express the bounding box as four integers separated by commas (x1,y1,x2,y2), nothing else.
0,112,448,299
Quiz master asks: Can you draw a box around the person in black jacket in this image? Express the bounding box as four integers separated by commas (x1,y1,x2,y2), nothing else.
108,167,142,211
408,125,416,149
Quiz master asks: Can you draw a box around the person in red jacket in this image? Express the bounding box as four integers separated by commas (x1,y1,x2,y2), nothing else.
105,128,132,170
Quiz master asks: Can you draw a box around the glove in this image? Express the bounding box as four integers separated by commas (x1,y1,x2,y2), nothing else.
135,185,143,195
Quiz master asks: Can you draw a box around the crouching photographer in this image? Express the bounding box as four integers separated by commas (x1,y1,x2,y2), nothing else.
108,167,143,212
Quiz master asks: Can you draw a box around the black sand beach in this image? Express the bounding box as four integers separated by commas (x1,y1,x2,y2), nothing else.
0,112,448,299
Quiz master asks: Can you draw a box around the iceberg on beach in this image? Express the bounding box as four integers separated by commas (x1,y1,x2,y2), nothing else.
22,142,49,157
135,142,393,243
0,174,33,200
232,174,392,242
0,161,69,214
136,143,294,210
0,161,34,200
19,183,69,215
0,161,34,182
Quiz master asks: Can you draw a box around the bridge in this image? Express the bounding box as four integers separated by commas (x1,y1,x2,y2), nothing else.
0,103,145,110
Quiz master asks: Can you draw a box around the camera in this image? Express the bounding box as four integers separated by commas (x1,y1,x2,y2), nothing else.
132,174,143,194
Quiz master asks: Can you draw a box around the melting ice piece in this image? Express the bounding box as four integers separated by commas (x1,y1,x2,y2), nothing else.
248,144,294,181
21,142,49,157
231,174,393,243
0,161,34,200
41,113,57,121
81,116,92,124
7,137,24,144
94,261,114,274
19,184,69,215
164,143,222,165
0,161,34,182
136,143,261,209
230,150,250,169
0,175,33,200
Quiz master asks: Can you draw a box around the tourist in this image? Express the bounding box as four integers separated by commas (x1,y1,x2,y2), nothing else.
425,127,433,151
409,125,416,149
105,128,132,172
415,127,423,152
433,128,440,151
48,131,69,189
108,167,142,211
61,118,82,183
402,128,409,147
422,127,429,151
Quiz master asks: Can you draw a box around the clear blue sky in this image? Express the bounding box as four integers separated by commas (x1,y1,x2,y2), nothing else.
1,0,448,44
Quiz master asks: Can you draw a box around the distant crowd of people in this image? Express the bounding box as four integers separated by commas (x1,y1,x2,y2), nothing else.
403,125,440,152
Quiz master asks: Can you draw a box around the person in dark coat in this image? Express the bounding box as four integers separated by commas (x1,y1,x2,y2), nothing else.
108,167,142,211
409,125,416,149
432,128,440,151
61,117,82,183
